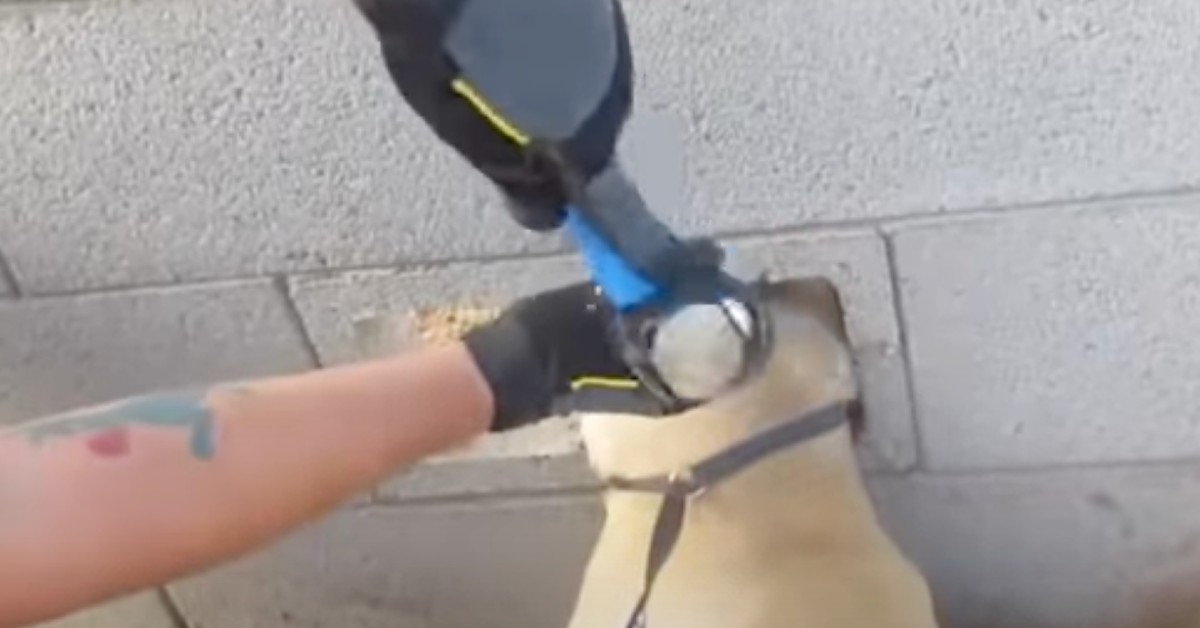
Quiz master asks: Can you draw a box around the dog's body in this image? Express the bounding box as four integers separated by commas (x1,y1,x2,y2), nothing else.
567,280,939,628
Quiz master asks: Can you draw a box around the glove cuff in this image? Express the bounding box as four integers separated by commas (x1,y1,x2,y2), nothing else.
462,320,552,432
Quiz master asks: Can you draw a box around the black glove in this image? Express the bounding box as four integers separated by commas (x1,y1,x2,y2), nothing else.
463,283,664,431
354,0,634,231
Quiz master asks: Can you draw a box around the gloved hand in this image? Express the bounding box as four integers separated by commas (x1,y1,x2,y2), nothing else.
463,283,664,431
354,0,634,231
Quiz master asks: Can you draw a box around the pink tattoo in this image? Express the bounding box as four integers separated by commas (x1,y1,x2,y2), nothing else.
85,427,131,458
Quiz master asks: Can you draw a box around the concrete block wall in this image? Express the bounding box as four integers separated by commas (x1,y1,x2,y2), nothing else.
4,0,1200,626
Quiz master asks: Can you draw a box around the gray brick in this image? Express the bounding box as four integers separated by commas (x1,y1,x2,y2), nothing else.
171,498,602,628
7,0,1200,293
292,230,915,472
0,280,313,424
893,200,1200,469
868,466,1200,628
33,592,176,628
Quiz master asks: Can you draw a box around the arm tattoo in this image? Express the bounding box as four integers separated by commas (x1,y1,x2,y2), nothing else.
15,392,222,460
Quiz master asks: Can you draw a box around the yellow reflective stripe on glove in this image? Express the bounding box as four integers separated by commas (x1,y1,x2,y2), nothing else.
571,376,640,391
450,78,531,147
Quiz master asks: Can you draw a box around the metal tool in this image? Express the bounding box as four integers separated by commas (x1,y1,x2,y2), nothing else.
559,160,772,408
398,0,773,408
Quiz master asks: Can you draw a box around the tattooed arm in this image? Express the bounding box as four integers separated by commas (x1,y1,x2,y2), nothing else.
0,343,493,627
0,282,622,626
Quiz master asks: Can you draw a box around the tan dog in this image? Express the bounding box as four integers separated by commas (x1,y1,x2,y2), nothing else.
567,278,939,628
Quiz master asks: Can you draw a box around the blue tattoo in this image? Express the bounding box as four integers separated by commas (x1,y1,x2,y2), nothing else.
24,393,218,460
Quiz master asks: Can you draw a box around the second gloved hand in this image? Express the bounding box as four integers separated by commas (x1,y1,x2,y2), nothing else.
463,283,664,432
353,0,634,231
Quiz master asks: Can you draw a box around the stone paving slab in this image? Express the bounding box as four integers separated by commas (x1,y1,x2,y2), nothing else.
892,198,1200,470
0,280,314,424
0,257,13,297
171,498,603,628
871,465,1200,628
6,0,1200,292
288,258,584,368
377,453,599,505
0,0,549,295
623,0,1200,229
174,463,1200,628
290,230,916,472
32,592,176,628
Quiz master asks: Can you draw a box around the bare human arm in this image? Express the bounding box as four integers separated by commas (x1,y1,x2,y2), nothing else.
0,343,493,627
0,283,640,627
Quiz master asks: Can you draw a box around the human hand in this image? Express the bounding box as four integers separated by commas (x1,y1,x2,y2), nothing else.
463,283,666,431
354,0,634,231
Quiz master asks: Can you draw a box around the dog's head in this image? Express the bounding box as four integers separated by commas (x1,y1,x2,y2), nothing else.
725,276,859,423
580,276,859,478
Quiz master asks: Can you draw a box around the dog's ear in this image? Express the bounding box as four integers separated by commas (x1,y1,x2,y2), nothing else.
759,276,863,438
759,277,850,345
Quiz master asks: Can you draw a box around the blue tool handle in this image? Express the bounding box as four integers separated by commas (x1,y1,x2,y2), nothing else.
564,208,662,311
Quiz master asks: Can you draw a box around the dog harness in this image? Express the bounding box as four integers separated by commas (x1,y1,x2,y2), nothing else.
603,401,855,628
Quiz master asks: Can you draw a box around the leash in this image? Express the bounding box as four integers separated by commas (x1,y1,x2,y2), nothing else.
603,401,854,628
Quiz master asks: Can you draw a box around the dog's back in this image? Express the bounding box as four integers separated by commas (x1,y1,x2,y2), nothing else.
567,279,938,628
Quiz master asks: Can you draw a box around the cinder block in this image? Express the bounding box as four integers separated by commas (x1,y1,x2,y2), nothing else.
7,0,1200,293
171,498,603,628
892,200,1200,469
0,281,314,424
291,229,915,472
32,592,177,628
869,465,1200,628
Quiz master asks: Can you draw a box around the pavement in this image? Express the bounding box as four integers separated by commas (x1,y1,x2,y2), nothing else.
5,0,1200,626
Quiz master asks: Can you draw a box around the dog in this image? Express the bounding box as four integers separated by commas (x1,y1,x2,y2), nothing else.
566,278,939,628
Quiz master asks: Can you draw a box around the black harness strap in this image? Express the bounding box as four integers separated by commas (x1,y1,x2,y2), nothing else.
603,401,852,628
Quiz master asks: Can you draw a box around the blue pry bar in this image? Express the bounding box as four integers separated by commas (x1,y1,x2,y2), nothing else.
564,207,662,311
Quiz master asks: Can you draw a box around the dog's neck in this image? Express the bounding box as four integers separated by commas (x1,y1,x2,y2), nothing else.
580,303,880,537
568,292,940,628
580,399,877,544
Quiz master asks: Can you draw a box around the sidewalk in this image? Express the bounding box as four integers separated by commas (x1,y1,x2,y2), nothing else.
7,0,1200,626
